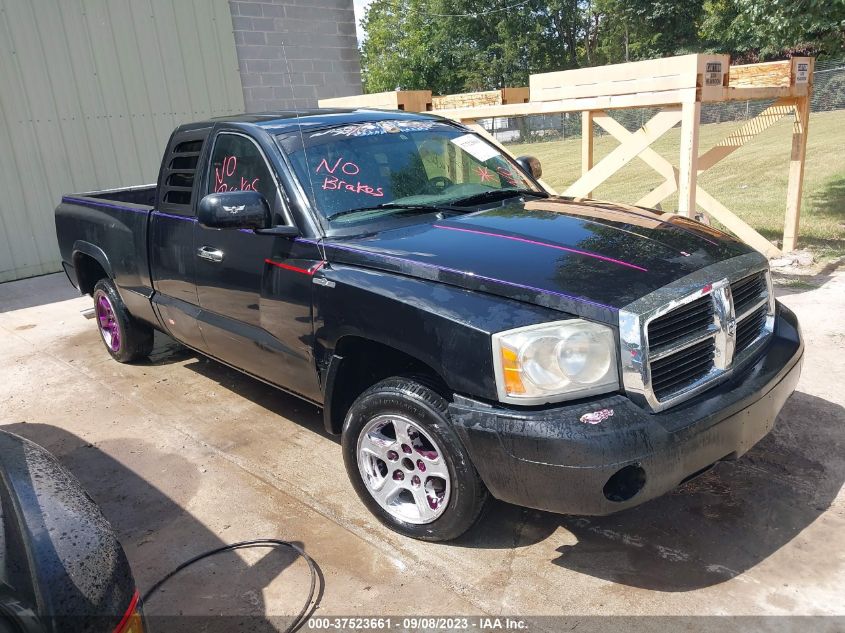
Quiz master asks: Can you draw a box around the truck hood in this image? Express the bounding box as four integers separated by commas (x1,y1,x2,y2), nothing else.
320,197,753,325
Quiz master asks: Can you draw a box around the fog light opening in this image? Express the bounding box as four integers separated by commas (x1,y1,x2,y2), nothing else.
603,464,646,502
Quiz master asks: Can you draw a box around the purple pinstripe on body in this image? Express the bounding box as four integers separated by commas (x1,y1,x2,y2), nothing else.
432,224,648,272
62,197,150,215
311,239,617,312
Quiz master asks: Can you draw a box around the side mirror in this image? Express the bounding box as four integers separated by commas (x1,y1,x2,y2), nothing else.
197,191,271,230
516,155,542,180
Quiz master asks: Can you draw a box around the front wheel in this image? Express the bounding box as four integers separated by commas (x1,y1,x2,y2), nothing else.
92,278,153,363
342,377,488,541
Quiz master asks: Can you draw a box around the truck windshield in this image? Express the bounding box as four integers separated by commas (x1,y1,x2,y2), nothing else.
276,120,541,226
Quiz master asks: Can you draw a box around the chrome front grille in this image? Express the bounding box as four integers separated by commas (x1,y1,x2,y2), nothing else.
736,304,768,354
650,338,716,400
732,272,768,317
619,253,776,412
648,294,715,352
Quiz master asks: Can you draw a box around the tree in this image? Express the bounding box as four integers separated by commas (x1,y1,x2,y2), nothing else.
700,0,845,61
358,0,845,95
595,0,704,63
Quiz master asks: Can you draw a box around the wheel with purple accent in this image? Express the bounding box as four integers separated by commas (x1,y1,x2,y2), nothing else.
95,293,121,353
342,377,488,541
92,278,153,363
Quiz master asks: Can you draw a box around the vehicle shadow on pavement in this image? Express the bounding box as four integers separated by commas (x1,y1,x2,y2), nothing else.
178,354,334,442
552,391,844,591
0,272,81,313
0,423,321,632
460,391,845,592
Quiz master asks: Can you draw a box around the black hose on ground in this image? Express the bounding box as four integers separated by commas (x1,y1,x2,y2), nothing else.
141,539,322,633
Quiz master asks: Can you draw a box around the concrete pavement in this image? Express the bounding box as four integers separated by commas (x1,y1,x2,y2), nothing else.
1,268,843,629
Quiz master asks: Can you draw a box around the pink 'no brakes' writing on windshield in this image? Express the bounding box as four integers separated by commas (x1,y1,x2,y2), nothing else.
316,156,383,197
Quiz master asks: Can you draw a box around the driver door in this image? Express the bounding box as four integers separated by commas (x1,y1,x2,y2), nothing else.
194,130,321,400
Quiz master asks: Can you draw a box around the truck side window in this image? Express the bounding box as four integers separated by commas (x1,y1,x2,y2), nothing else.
208,133,278,209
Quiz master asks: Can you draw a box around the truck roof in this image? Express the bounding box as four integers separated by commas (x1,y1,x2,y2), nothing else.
175,108,444,135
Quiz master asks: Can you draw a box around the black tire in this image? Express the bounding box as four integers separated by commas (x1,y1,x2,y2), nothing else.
342,377,488,541
92,278,153,363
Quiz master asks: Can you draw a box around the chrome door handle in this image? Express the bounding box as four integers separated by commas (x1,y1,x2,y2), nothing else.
197,246,224,263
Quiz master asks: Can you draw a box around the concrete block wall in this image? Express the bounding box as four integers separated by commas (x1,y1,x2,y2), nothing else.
228,0,363,112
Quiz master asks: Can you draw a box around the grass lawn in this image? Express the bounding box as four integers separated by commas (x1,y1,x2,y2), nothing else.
506,109,845,258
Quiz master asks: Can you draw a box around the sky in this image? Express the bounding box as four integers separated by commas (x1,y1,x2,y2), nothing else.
352,0,373,42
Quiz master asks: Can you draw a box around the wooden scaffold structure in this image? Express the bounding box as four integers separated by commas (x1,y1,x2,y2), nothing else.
320,54,815,258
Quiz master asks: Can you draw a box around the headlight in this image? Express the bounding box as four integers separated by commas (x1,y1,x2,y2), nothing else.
492,319,619,405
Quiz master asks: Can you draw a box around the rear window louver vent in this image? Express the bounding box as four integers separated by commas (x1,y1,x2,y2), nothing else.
159,131,209,213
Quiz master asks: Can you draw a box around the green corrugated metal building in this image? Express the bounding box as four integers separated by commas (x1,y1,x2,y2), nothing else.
0,0,361,282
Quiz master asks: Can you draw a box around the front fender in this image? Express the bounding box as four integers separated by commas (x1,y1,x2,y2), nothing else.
313,264,568,402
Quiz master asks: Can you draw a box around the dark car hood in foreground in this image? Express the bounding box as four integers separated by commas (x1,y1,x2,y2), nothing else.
0,431,134,632
320,197,753,324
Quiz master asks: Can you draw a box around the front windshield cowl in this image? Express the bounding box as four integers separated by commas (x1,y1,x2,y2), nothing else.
276,119,543,231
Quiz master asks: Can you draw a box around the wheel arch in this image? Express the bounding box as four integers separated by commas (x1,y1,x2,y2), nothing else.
322,335,451,435
72,241,113,295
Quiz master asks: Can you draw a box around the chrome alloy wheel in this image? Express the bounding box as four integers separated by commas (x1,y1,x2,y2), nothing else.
356,414,451,524
95,293,121,352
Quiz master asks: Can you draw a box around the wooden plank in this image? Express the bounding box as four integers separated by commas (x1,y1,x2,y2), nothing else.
319,91,397,109
784,96,811,251
530,54,701,101
581,111,594,197
696,187,781,257
591,113,679,210
638,177,677,208
697,99,794,172
593,112,676,181
431,87,529,110
596,112,782,254
432,90,500,110
501,87,530,104
783,58,815,251
402,91,434,112
535,74,695,101
530,54,728,102
319,90,432,111
697,54,731,102
633,98,794,206
563,108,682,198
705,85,804,102
729,60,791,88
437,86,699,122
677,101,701,217
791,57,814,87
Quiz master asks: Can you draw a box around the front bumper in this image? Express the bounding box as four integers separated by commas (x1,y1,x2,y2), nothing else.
449,303,804,516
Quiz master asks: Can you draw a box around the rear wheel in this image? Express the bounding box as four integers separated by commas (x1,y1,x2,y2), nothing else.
342,377,488,541
92,278,153,363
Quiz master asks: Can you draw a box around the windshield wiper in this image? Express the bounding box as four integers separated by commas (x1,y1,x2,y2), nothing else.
326,203,458,222
448,189,549,207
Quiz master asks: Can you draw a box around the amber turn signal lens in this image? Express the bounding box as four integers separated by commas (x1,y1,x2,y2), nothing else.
120,611,145,633
114,591,145,633
500,346,526,395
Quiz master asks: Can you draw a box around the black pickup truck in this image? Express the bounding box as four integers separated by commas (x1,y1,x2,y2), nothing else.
55,109,803,541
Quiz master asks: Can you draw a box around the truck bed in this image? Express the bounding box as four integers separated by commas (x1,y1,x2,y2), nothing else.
55,184,159,327
64,183,157,207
